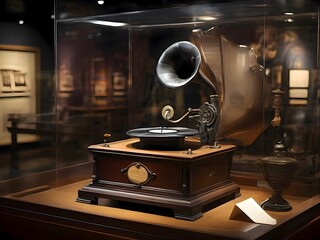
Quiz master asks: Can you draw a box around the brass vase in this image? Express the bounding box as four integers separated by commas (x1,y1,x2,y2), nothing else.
260,156,297,211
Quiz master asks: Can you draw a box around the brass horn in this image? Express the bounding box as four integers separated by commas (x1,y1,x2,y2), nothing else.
155,30,271,147
156,41,216,93
156,41,220,146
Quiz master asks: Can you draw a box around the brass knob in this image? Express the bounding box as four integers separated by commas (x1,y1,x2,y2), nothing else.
103,133,111,147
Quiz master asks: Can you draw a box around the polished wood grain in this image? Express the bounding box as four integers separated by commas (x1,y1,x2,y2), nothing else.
89,137,237,159
0,179,319,239
81,138,240,220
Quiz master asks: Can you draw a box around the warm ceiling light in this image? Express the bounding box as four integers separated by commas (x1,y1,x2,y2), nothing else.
97,0,104,5
87,20,127,27
19,20,24,25
284,12,294,15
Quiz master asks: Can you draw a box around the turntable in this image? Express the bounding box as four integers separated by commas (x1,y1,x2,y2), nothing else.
77,28,270,220
126,126,199,149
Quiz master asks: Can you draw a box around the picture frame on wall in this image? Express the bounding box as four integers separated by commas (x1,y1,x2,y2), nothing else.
0,69,29,94
58,59,75,92
112,71,127,100
113,72,126,91
92,57,108,97
0,45,39,97
0,45,40,145
113,72,127,99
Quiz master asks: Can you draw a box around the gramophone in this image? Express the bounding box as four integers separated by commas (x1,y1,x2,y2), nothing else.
77,27,271,220
127,40,220,148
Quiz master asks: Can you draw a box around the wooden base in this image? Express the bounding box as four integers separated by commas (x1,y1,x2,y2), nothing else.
77,138,240,220
78,180,240,220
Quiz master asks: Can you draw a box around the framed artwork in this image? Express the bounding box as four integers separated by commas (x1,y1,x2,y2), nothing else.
0,45,39,97
113,72,127,91
112,71,127,100
58,59,74,92
288,69,309,105
0,45,40,145
92,57,108,97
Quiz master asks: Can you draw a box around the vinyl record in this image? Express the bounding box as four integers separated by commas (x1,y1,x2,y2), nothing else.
126,126,198,140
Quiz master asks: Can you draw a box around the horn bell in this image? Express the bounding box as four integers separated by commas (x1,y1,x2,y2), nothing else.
156,41,201,89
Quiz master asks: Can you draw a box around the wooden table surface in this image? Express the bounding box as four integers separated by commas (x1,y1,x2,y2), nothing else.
3,179,318,240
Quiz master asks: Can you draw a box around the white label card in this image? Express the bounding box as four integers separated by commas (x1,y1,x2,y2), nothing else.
230,197,277,225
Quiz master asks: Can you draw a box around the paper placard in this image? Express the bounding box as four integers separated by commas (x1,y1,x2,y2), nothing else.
230,198,277,225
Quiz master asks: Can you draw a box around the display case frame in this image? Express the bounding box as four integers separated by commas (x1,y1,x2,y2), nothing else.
0,0,319,238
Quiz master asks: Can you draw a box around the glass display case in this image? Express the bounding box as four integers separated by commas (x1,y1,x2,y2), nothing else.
0,0,319,238
54,0,319,198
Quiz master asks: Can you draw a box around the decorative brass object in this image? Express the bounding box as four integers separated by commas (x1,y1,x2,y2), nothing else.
271,89,284,127
103,133,111,147
260,156,296,211
121,162,156,188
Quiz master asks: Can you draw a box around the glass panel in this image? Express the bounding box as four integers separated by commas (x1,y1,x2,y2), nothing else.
56,22,130,170
0,44,55,191
0,0,318,198
54,0,319,197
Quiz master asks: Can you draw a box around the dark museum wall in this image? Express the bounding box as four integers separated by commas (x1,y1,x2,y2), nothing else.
0,0,54,71
0,22,54,71
0,0,54,114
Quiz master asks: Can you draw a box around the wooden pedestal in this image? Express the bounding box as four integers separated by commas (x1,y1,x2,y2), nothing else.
77,138,240,220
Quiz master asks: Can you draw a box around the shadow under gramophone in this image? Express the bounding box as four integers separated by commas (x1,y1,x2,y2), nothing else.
95,193,235,219
130,137,203,151
97,197,175,217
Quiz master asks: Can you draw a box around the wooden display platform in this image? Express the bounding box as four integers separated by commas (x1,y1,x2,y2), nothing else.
0,180,320,240
77,138,240,220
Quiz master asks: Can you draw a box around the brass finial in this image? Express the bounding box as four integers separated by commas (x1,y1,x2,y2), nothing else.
103,133,111,147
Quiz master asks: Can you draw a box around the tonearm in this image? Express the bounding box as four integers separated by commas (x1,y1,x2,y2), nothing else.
161,95,220,147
